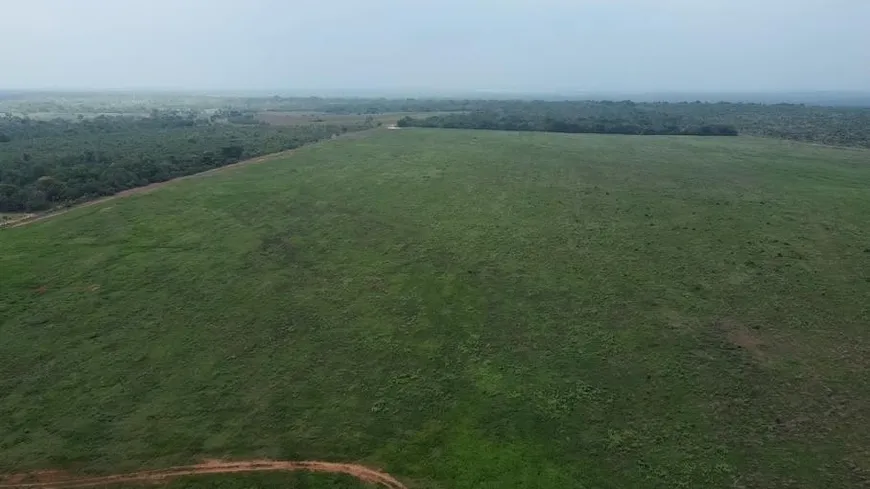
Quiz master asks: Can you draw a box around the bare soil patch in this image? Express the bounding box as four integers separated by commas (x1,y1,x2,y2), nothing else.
717,318,766,360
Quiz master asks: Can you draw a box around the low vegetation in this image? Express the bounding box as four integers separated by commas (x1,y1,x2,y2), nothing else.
2,129,869,488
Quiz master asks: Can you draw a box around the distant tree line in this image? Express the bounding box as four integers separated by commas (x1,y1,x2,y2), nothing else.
392,100,870,147
3,97,870,213
5,95,869,148
396,111,738,136
0,113,371,212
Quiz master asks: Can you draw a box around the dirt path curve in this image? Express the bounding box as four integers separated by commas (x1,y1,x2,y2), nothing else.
0,460,407,489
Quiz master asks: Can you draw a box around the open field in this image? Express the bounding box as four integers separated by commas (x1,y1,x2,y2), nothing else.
2,129,870,488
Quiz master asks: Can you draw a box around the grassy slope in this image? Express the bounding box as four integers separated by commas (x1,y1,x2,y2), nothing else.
1,129,869,488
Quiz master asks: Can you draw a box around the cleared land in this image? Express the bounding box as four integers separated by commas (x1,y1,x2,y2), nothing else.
1,129,869,488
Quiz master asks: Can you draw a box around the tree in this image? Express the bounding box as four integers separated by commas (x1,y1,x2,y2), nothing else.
220,145,244,161
0,184,24,212
36,176,65,202
0,114,369,211
23,188,48,211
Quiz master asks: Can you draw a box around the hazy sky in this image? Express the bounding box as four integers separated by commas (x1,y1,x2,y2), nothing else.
3,0,869,93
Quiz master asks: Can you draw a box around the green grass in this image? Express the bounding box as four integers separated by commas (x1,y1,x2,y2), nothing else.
118,473,374,489
1,129,869,488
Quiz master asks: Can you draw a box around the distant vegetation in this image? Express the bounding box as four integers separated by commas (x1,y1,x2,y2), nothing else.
395,100,870,146
396,106,739,136
0,112,372,212
3,93,870,213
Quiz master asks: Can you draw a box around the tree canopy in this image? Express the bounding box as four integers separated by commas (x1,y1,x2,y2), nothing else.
395,100,870,146
0,112,371,212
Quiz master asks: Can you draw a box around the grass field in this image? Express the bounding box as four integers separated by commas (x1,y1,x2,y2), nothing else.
55,473,374,489
1,129,869,488
157,473,372,489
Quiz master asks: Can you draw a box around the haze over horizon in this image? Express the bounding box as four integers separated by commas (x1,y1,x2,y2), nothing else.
3,0,869,94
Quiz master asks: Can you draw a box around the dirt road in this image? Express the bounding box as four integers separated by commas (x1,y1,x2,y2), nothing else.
0,460,406,489
3,127,391,230
5,150,294,229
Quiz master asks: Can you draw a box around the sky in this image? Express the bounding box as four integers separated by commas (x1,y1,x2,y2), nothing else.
2,0,869,93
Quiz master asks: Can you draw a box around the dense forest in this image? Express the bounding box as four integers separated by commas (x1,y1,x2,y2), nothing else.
0,112,370,212
272,99,870,147
394,100,870,146
396,110,738,136
3,95,869,147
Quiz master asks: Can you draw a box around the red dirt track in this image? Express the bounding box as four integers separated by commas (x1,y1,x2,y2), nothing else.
0,460,406,489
